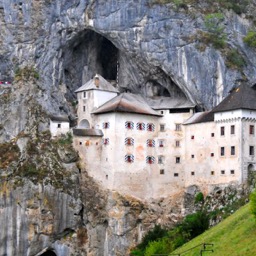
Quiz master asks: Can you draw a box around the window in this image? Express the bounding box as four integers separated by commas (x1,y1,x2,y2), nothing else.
250,146,255,156
211,153,214,157
160,124,165,132
159,140,164,147
125,121,134,129
160,111,164,115
231,146,235,156
191,172,195,176
220,126,225,136
221,170,225,175
211,133,215,137
147,123,155,132
83,106,86,112
176,157,180,164
137,122,145,130
146,156,155,164
230,170,235,174
231,125,235,135
147,139,155,147
106,175,108,179
79,141,82,145
83,91,87,98
103,122,110,129
174,173,179,177
211,171,215,175
250,125,255,135
125,137,134,146
103,138,109,145
191,135,195,140
220,147,225,156
175,124,181,131
191,154,194,158
158,156,164,164
125,154,134,163
175,140,180,147
160,169,165,175
57,123,61,128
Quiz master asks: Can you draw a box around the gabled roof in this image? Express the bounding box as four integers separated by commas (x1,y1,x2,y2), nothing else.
92,93,162,116
75,74,119,93
212,84,256,113
50,115,69,122
147,96,196,110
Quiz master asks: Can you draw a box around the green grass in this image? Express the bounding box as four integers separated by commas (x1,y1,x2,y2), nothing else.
172,204,256,256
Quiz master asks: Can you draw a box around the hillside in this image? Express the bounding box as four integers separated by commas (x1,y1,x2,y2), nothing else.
173,204,256,256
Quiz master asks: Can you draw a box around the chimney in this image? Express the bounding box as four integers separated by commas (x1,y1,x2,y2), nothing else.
94,74,100,88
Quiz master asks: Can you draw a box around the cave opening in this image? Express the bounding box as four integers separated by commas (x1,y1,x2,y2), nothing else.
40,250,57,256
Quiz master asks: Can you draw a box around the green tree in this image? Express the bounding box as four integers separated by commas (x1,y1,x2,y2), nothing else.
250,190,256,219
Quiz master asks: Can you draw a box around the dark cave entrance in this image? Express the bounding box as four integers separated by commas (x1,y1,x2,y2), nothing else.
40,250,57,256
62,30,119,101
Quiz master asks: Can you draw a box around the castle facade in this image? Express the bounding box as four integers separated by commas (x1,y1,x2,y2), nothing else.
73,75,256,200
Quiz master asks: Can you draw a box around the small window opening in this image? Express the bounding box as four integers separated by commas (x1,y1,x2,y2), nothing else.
191,154,194,158
191,135,194,140
79,141,82,145
250,146,255,156
83,91,87,98
230,170,235,174
160,124,165,132
176,157,180,163
211,171,215,175
175,124,181,131
220,126,225,136
231,125,235,135
103,122,110,129
211,133,215,137
191,171,195,176
147,139,155,147
159,140,164,147
160,169,165,175
231,146,235,156
220,147,225,156
211,153,214,157
83,106,86,112
250,125,255,135
57,123,61,128
221,170,225,175
174,173,179,177
161,111,164,115
158,156,164,164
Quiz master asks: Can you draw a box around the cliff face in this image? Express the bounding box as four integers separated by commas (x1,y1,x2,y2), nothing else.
0,1,255,255
1,0,256,141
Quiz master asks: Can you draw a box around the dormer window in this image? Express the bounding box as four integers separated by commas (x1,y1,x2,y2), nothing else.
103,122,110,129
125,121,134,130
137,122,145,131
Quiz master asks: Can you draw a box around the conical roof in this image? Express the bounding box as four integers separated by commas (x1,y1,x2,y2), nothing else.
92,93,162,116
212,84,256,113
75,74,118,93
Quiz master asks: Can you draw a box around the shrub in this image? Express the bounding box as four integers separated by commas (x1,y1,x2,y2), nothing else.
225,48,246,69
244,31,256,48
195,192,204,204
144,237,172,256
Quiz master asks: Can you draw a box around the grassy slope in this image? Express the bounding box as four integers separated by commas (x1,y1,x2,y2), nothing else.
172,204,256,256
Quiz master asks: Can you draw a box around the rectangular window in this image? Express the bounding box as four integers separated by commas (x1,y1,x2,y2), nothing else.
221,126,225,136
160,169,165,175
158,156,164,164
191,172,195,176
57,123,61,128
125,121,134,130
125,137,134,146
191,154,194,158
159,140,164,147
231,125,235,135
83,106,86,112
191,135,195,140
211,171,215,175
221,170,225,175
220,147,225,156
137,123,145,130
125,154,134,163
147,139,155,147
211,153,214,157
250,146,255,156
160,124,165,132
176,157,180,164
231,146,235,156
160,111,164,115
230,170,235,174
103,138,109,145
147,156,155,164
103,122,110,129
83,91,87,98
211,133,215,137
79,141,82,145
174,173,179,177
250,125,255,135
147,123,155,132
175,140,180,147
175,124,181,131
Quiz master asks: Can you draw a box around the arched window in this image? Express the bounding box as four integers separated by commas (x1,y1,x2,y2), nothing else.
41,250,57,256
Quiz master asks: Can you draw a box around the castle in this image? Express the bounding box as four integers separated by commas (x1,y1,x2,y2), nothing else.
72,74,256,200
